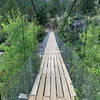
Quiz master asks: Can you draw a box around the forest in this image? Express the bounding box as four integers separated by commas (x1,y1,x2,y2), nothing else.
0,0,100,100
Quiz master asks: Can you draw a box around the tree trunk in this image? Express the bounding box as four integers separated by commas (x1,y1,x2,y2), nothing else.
0,93,2,100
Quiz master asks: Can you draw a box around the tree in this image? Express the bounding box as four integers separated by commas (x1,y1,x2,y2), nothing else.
6,0,18,13
48,0,62,17
81,0,97,19
33,0,48,25
98,0,100,5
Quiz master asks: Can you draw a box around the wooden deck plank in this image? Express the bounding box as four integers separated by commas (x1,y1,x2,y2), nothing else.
44,53,51,96
57,55,64,75
54,53,60,76
44,74,50,96
31,74,41,96
31,55,46,96
36,74,46,100
54,54,63,98
29,96,35,100
43,97,50,100
61,76,71,100
29,31,76,100
51,75,56,100
58,98,64,100
43,54,48,74
58,53,76,99
56,76,63,98
56,53,71,100
47,53,51,74
51,52,55,74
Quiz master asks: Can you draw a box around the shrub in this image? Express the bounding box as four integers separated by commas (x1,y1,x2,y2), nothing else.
0,15,46,87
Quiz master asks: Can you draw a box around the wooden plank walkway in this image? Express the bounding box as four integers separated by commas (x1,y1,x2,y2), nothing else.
29,31,76,100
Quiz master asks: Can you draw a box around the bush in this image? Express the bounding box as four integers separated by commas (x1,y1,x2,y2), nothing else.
0,45,9,52
0,31,7,44
37,26,46,42
59,13,83,42
0,15,46,87
80,24,100,66
92,15,100,26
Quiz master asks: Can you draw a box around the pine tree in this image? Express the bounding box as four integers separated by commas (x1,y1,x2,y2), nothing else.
49,0,62,17
81,0,97,18
6,0,18,12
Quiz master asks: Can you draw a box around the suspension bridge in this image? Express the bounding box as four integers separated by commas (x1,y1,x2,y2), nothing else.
29,31,76,100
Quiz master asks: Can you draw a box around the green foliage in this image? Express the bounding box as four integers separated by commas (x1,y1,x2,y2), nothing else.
92,15,100,26
0,45,9,51
0,0,18,22
0,15,3,24
59,13,81,42
98,0,100,5
80,0,97,17
48,0,62,17
33,0,48,25
71,24,100,99
16,0,34,21
0,31,7,44
59,9,100,99
5,0,18,13
0,14,45,87
0,0,7,16
80,24,100,68
36,26,46,42
62,0,73,11
0,0,33,22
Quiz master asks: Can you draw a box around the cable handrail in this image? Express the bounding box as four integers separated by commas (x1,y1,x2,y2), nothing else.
60,0,77,31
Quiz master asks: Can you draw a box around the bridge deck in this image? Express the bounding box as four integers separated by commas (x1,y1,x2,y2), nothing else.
29,31,76,100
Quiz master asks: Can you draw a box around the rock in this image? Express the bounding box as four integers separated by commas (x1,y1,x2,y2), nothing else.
0,52,3,56
18,94,28,100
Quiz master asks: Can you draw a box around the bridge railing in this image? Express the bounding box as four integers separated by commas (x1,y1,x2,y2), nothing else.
0,51,40,100
0,31,49,100
70,51,100,100
55,32,100,99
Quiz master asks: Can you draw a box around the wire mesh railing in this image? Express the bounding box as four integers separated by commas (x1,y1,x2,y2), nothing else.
70,51,100,100
55,32,100,100
0,52,39,100
0,30,49,100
